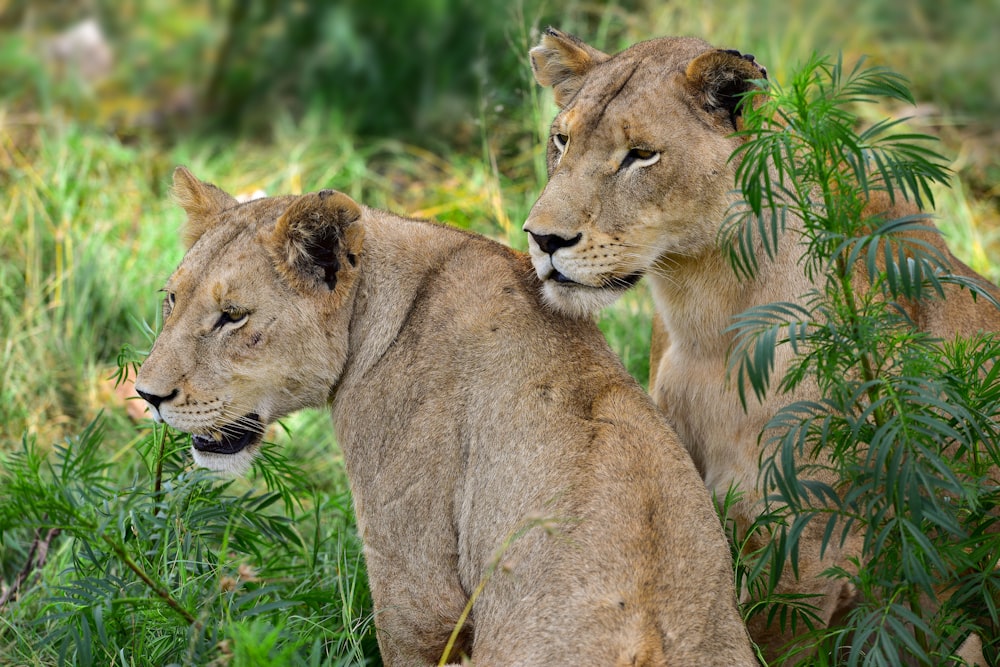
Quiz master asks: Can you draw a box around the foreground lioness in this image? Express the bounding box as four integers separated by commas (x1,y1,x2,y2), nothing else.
134,167,757,666
523,28,1000,662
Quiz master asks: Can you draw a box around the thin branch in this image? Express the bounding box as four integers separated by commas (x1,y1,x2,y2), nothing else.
0,527,61,609
101,535,198,626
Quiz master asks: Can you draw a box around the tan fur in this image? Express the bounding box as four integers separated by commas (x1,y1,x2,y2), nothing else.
134,167,757,666
524,28,1000,663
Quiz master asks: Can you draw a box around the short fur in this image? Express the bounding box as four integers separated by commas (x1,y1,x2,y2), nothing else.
524,28,1000,663
135,167,757,666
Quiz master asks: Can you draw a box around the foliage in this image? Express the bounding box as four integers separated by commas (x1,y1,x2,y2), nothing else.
199,0,521,141
0,405,378,666
725,54,1000,665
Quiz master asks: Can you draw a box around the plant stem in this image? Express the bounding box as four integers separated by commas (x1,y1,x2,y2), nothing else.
439,565,488,666
835,252,886,428
101,534,198,626
0,526,60,609
153,423,166,496
908,582,929,658
439,518,553,665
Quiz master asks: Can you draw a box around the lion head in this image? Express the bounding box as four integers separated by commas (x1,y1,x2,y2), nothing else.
134,167,364,474
523,28,766,317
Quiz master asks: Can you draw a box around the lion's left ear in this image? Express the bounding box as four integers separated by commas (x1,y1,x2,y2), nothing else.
685,49,767,130
530,27,610,108
269,189,365,294
171,166,239,248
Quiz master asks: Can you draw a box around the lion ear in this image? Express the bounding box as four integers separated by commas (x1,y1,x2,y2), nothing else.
171,166,239,248
269,189,365,294
685,49,768,130
530,27,610,108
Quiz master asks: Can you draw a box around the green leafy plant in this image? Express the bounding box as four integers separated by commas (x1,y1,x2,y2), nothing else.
724,54,1000,665
0,350,378,665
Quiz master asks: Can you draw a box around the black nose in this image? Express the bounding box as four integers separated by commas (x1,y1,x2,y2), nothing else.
528,231,582,255
136,388,179,410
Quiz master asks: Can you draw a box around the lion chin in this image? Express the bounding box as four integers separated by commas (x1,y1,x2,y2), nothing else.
191,448,256,476
530,248,644,318
190,428,262,475
539,280,624,319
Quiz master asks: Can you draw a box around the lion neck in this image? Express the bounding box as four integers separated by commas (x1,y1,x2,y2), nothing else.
648,217,806,357
336,210,465,386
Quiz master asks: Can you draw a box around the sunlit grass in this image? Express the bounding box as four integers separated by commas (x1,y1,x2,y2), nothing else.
0,123,176,447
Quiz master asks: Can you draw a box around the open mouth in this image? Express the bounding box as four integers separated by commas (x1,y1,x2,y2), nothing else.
191,413,264,455
549,270,643,290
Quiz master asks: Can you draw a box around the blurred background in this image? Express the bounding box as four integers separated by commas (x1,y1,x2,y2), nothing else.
1,1,998,663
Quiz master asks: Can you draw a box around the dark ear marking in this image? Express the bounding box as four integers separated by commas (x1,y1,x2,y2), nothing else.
306,224,342,290
685,49,768,130
720,49,768,80
313,189,347,288
270,190,363,293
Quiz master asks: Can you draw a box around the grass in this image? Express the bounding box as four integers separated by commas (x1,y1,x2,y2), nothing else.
1,0,997,664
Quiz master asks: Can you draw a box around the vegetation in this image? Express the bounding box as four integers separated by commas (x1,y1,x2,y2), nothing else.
1,1,997,665
1,419,376,665
727,55,1000,664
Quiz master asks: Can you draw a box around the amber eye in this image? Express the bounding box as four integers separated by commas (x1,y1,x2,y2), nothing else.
214,309,249,330
621,147,661,170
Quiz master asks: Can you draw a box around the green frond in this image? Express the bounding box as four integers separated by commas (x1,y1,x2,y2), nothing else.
730,48,999,654
727,301,814,407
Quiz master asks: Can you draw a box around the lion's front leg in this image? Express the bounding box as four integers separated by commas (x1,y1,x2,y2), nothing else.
365,557,472,667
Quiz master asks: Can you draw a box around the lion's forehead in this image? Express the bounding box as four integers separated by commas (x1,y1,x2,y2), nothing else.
181,195,294,264
565,45,709,137
169,234,275,306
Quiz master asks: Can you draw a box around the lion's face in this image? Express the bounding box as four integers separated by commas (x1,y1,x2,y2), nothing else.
135,168,364,474
523,29,766,317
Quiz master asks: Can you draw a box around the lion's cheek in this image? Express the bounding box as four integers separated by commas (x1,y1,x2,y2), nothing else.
221,329,266,363
247,329,264,348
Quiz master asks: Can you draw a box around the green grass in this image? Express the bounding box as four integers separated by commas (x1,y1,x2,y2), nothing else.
1,1,997,664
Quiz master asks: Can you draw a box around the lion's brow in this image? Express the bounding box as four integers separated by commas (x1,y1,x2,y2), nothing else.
587,61,641,131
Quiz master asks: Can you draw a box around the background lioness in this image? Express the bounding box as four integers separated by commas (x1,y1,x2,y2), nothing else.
523,28,1000,662
134,167,756,666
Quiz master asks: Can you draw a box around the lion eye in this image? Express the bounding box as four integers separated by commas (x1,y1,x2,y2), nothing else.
621,148,661,170
162,291,176,318
552,133,569,153
214,309,249,330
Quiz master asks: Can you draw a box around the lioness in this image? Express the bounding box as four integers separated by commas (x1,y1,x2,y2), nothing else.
523,28,1000,662
134,167,757,666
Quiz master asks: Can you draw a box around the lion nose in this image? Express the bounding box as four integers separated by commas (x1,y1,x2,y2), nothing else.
136,388,179,410
528,231,582,255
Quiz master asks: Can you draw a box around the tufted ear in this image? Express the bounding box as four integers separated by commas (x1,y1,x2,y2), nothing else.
269,189,365,294
530,27,610,108
171,166,239,248
685,49,768,130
